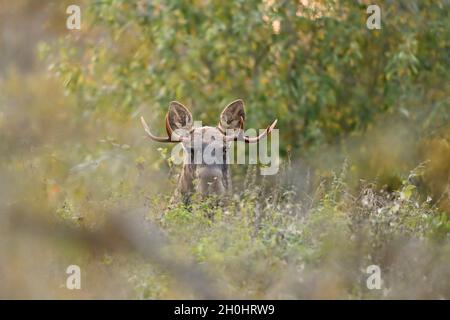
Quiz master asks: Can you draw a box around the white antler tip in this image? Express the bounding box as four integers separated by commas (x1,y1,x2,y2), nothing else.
269,119,278,132
140,116,150,130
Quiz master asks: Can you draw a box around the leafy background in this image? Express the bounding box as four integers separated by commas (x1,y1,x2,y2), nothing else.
0,0,449,299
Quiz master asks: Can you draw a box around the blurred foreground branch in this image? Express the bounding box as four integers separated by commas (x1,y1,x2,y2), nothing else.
2,206,224,299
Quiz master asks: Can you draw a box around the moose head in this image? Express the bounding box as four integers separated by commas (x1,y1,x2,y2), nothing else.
141,100,277,203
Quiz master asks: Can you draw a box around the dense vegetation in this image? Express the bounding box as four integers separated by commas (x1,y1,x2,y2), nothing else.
0,0,449,298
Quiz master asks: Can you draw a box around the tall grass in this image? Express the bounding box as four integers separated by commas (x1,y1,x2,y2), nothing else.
133,161,450,299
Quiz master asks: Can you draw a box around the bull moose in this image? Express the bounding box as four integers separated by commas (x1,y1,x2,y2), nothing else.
141,99,277,203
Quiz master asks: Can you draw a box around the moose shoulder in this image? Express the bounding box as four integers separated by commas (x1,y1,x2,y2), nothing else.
141,99,277,204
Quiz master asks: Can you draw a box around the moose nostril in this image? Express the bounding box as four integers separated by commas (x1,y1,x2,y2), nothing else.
206,176,219,186
206,174,220,183
198,168,223,183
196,167,225,196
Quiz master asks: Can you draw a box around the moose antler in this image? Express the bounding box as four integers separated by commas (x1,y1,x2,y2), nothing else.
222,116,278,143
140,114,188,143
142,104,277,144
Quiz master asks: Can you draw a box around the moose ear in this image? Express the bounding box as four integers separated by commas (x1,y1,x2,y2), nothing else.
219,99,245,130
167,101,193,132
